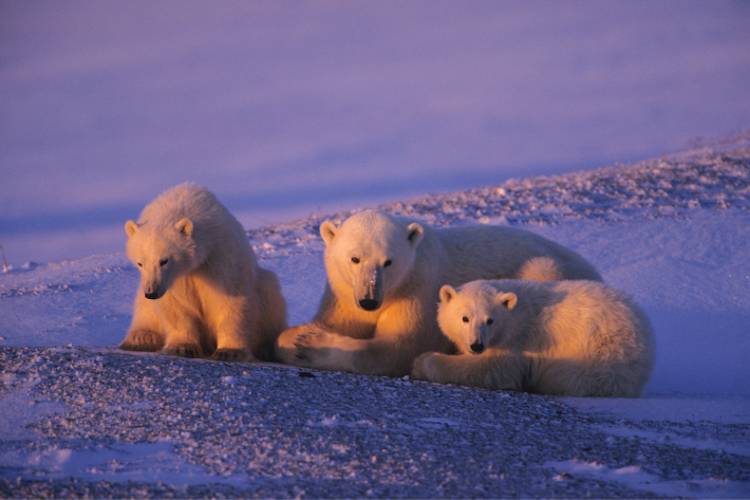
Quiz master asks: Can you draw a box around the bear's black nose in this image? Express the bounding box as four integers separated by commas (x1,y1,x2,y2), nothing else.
470,342,485,354
144,291,160,300
358,298,379,311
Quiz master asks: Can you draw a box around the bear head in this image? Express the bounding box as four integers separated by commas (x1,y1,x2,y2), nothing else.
124,217,204,300
437,281,518,354
319,210,424,312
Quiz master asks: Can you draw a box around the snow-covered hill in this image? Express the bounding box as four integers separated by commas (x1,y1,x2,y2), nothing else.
1,145,749,496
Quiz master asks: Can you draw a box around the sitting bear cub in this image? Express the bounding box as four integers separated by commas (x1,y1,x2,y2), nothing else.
412,279,654,397
119,183,287,361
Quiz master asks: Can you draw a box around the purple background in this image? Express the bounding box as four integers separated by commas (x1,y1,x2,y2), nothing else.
1,0,749,263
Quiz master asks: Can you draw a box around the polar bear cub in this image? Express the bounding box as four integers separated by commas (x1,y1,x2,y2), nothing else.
412,279,654,397
119,183,287,361
276,210,602,377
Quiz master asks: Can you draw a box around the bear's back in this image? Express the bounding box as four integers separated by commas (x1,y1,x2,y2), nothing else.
138,183,253,272
140,183,219,224
434,225,601,282
490,279,652,365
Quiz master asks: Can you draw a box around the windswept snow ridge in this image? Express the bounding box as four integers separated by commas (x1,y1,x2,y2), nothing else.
247,145,750,259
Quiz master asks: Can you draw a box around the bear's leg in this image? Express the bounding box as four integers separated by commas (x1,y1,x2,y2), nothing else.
276,323,314,365
120,292,164,351
517,257,564,282
411,351,526,391
275,323,358,368
254,267,288,361
201,293,257,362
290,297,441,376
290,333,410,376
159,306,205,358
347,298,447,376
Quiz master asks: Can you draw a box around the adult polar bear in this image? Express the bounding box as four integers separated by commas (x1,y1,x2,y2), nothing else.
276,210,601,376
120,183,286,361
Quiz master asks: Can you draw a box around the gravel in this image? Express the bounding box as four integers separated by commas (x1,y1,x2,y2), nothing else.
1,347,748,497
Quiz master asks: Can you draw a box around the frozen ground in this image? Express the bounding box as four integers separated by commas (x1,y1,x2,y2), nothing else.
1,145,749,497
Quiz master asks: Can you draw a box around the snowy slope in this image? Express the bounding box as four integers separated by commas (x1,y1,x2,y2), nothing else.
1,145,749,496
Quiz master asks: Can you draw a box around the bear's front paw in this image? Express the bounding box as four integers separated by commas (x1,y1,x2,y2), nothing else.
411,352,441,381
120,330,164,352
212,348,254,363
293,331,328,363
163,343,203,358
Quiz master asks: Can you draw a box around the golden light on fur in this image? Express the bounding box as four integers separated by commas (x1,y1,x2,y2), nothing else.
119,183,287,361
276,209,602,377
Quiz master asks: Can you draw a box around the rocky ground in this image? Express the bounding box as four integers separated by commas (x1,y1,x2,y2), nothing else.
1,347,748,498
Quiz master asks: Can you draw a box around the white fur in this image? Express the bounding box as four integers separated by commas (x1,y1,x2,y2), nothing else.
120,183,287,361
413,279,654,397
276,210,601,376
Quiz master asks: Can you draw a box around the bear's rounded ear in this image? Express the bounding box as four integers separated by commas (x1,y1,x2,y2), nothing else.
124,220,139,238
439,284,456,303
407,222,424,248
175,217,194,237
497,292,518,310
319,220,337,246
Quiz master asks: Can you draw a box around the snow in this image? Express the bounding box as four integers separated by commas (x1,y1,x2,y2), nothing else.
1,144,749,495
592,424,750,458
547,459,749,498
0,436,247,487
566,396,750,425
534,211,750,397
2,1,749,263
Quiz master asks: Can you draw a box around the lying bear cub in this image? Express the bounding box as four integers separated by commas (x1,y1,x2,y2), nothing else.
412,279,654,397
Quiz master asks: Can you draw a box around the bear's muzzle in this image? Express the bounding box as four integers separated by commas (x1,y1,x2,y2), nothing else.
355,267,383,311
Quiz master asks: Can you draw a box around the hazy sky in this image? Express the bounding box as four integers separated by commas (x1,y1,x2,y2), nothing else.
1,0,749,262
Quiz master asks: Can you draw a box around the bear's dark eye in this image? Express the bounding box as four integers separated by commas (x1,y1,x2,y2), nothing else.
486,318,494,325
462,316,469,323
159,258,169,266
137,262,143,268
383,259,392,267
351,257,360,264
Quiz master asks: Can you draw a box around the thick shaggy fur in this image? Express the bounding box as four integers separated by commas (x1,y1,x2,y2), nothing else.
276,210,601,377
412,279,654,397
119,183,287,361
